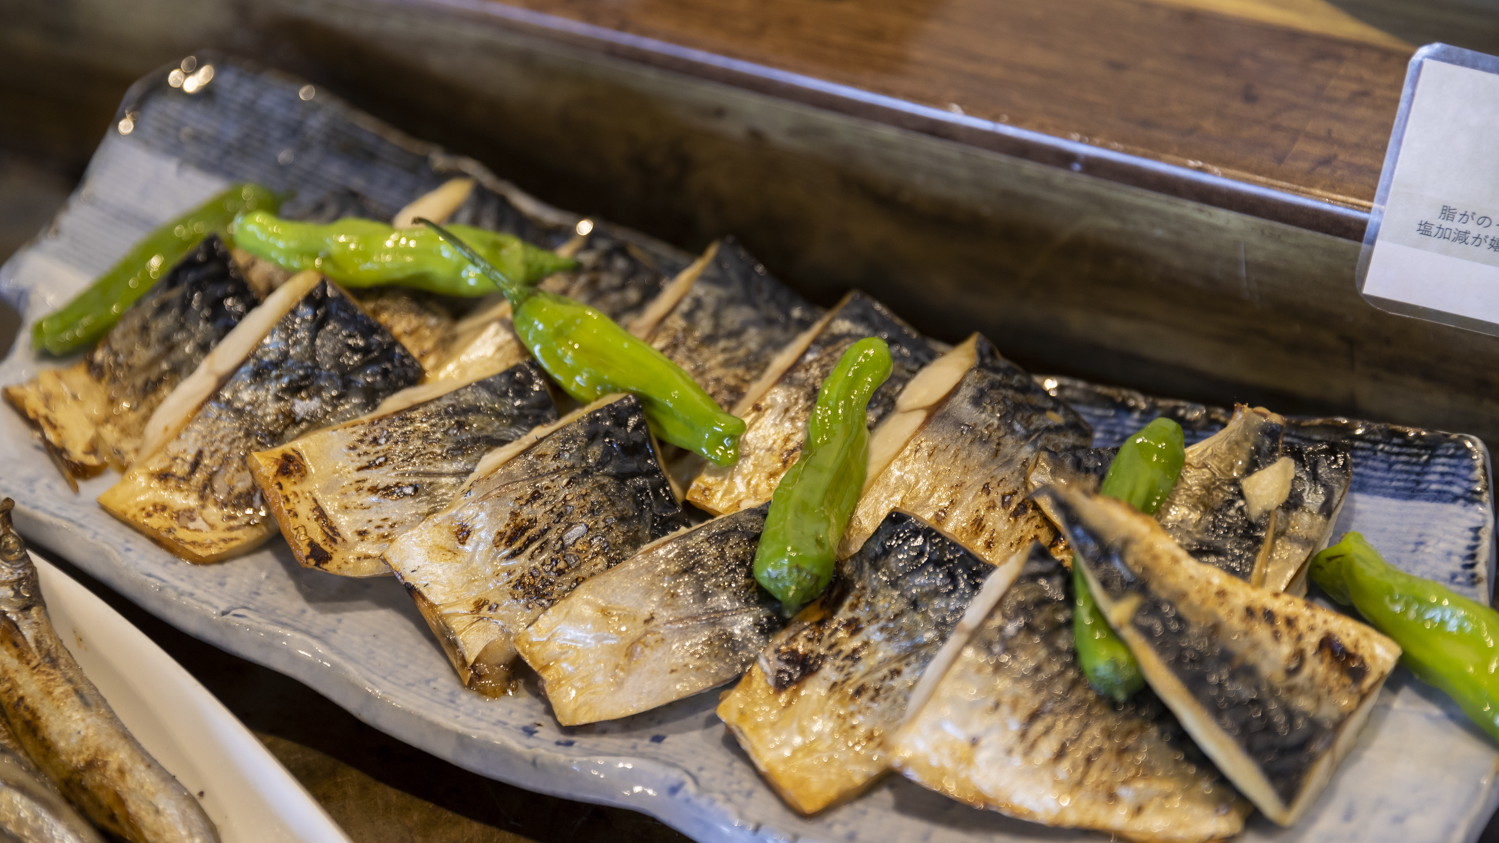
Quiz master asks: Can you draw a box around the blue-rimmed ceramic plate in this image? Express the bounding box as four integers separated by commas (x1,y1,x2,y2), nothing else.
0,52,1494,843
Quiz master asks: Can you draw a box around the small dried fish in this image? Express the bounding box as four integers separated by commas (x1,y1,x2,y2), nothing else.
0,500,218,842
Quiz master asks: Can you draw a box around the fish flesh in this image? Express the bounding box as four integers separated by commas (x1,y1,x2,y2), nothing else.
0,500,218,842
98,272,424,563
0,714,103,843
717,511,993,815
383,394,688,695
839,334,1092,564
1042,487,1401,826
891,543,1249,843
634,238,822,411
249,362,558,577
1155,405,1286,583
1262,442,1352,594
516,504,779,725
5,235,259,481
687,291,940,515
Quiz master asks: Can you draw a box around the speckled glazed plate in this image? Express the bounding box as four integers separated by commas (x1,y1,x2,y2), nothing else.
1,53,1496,843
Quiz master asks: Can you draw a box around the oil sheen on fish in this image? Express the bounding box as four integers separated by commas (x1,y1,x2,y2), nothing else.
250,363,558,577
516,505,779,725
891,543,1248,843
383,394,688,695
1043,487,1400,826
5,236,258,480
634,238,822,411
1155,405,1287,583
839,335,1092,564
717,511,993,815
98,273,424,563
0,501,218,842
687,292,940,515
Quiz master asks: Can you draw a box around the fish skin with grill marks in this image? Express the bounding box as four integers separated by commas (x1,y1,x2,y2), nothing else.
544,228,690,331
250,363,558,577
383,394,688,696
891,543,1248,843
517,504,780,725
717,511,994,815
1155,405,1286,583
1043,487,1399,826
841,335,1091,565
643,238,821,411
99,277,424,563
1263,442,1353,594
5,235,258,480
687,291,940,515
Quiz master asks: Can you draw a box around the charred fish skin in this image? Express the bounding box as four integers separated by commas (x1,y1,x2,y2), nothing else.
891,543,1248,843
251,362,559,577
688,292,940,515
544,228,690,330
717,511,994,816
100,278,425,563
517,504,779,726
446,181,575,248
5,235,259,478
1155,406,1286,583
1044,488,1400,826
1265,442,1353,594
843,338,1092,563
0,714,104,843
0,502,219,843
645,238,822,410
384,394,688,695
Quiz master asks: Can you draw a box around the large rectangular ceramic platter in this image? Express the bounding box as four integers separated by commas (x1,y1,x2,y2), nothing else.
0,52,1495,843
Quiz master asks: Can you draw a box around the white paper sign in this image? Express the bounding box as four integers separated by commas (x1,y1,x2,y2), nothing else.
1360,46,1499,333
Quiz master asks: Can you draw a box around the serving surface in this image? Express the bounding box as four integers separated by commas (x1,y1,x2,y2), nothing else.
0,55,1496,843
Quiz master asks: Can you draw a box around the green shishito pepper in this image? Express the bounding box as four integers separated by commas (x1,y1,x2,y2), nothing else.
231,210,577,296
1310,532,1499,744
418,219,745,466
32,183,281,356
1076,417,1186,702
754,337,893,615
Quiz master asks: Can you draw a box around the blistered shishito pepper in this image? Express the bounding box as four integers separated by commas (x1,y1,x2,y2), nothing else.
232,210,576,296
32,183,282,355
419,219,746,466
1075,417,1186,702
1310,532,1499,744
754,337,892,615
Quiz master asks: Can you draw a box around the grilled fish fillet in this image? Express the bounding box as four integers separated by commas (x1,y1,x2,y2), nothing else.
1263,442,1352,594
1042,487,1400,826
516,505,779,725
0,501,218,842
99,273,424,563
635,238,822,411
250,363,558,577
687,291,939,515
717,511,994,815
891,543,1249,843
5,236,258,480
0,714,103,843
839,334,1091,564
383,394,688,695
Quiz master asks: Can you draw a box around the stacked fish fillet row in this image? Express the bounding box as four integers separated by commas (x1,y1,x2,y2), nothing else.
6,177,1401,843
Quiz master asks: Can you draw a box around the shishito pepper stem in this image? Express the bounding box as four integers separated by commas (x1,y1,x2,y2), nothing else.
419,219,745,466
754,337,893,615
1075,416,1186,702
233,210,576,296
1310,532,1499,744
32,183,281,356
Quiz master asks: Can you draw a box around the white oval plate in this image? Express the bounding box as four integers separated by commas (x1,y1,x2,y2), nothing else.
0,52,1495,843
33,552,351,843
